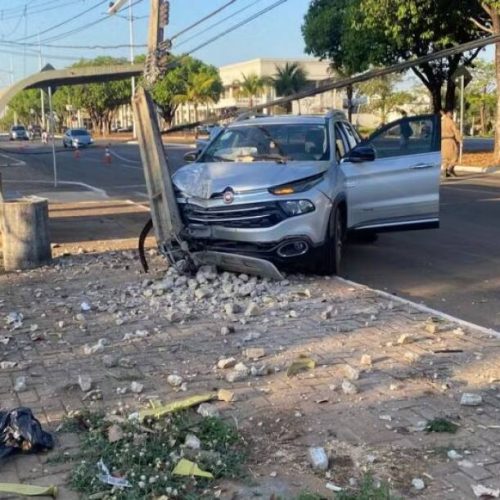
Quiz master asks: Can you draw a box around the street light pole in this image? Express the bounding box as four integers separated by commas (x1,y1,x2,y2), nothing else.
129,0,136,137
38,34,46,130
47,86,58,188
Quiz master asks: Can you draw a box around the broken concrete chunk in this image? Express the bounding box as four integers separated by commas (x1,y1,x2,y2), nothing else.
217,389,237,402
194,288,211,300
83,338,107,355
447,450,463,460
78,374,92,392
220,325,235,336
224,303,242,316
108,424,124,443
167,374,184,387
244,302,260,317
217,358,237,369
197,403,219,418
320,306,334,320
184,433,201,450
226,363,249,382
14,376,27,392
250,363,269,377
80,301,91,312
102,355,118,368
341,379,359,395
460,393,482,406
244,348,266,360
0,361,17,370
411,478,425,491
243,331,262,342
360,354,372,366
472,485,500,498
343,365,360,381
308,447,329,471
130,381,144,394
166,311,182,323
397,334,414,345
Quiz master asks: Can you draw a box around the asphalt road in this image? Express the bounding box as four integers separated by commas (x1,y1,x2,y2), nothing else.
1,136,499,330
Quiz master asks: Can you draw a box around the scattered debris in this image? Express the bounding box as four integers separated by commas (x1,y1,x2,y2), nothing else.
343,365,360,381
217,357,237,369
447,450,463,460
287,355,316,377
0,361,17,370
14,377,27,392
243,331,262,342
397,334,414,345
341,379,359,395
244,348,266,360
5,312,23,329
360,354,372,366
472,484,500,498
197,403,219,418
0,483,57,498
130,381,144,394
107,424,124,443
220,325,235,336
412,478,425,491
0,407,54,459
172,458,214,479
320,305,335,320
461,393,483,406
137,393,214,421
425,418,458,434
97,459,132,489
83,339,107,355
325,482,343,492
308,447,329,471
217,389,237,402
81,302,92,312
167,374,184,387
244,302,260,317
184,434,201,450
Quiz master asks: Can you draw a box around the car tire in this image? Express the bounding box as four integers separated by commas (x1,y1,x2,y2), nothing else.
315,206,344,275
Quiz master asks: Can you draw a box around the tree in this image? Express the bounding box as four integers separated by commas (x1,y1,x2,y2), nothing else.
302,0,488,114
68,56,132,135
358,74,412,124
236,73,268,107
7,89,42,125
151,55,222,126
471,2,500,161
465,60,496,135
272,62,308,113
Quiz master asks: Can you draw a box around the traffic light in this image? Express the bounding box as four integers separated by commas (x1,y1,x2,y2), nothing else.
159,0,170,27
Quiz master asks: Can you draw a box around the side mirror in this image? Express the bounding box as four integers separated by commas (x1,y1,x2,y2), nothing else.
183,150,200,163
344,145,376,163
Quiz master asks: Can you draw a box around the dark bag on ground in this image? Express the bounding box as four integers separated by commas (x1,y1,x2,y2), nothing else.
0,407,54,460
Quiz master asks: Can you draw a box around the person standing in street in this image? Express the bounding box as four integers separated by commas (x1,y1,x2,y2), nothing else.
441,110,462,177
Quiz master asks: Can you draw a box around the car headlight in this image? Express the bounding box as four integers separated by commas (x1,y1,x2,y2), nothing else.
269,173,324,195
279,200,315,217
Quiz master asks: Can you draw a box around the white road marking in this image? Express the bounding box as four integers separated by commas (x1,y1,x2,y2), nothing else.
0,152,26,166
338,277,500,338
3,179,108,197
109,149,141,164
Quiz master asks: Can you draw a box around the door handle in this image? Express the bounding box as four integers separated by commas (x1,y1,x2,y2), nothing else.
410,163,433,170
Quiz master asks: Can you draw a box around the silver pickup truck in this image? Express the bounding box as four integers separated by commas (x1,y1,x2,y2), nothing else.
174,110,440,274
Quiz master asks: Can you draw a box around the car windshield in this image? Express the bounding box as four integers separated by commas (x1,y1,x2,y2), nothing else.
71,130,90,136
13,126,25,131
200,123,330,163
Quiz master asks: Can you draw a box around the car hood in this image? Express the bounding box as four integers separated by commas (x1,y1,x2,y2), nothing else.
173,161,329,199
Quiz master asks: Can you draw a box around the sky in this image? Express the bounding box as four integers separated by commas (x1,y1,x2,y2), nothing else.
0,0,311,88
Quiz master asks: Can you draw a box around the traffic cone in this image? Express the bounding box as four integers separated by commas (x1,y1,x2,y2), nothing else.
74,147,81,159
103,145,112,165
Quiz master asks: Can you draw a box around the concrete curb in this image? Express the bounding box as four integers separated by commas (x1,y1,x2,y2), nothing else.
455,165,500,174
337,276,500,339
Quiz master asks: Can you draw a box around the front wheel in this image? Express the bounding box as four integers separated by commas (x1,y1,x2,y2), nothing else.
315,206,344,275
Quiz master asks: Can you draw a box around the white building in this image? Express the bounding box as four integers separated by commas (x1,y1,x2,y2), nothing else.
174,57,346,124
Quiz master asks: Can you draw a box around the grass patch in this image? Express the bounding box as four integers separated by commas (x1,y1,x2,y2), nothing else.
335,474,399,500
67,409,245,499
425,418,458,434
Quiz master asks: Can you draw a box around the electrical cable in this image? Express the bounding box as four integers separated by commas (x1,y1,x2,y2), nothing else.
183,0,289,56
14,0,109,42
138,218,153,273
0,40,147,50
170,0,237,41
174,0,265,48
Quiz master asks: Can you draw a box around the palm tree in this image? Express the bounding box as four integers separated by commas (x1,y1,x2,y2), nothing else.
236,73,268,108
272,62,308,113
174,70,222,123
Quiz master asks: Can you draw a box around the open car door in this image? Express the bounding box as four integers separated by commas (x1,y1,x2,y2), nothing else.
341,114,441,232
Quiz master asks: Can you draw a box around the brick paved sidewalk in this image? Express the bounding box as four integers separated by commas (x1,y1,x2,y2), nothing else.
1,248,500,499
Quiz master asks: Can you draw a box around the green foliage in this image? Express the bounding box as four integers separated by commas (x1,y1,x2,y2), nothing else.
272,62,308,112
152,55,222,125
6,89,42,125
358,74,412,124
302,0,488,112
68,409,244,499
236,73,269,107
335,474,399,500
425,417,459,434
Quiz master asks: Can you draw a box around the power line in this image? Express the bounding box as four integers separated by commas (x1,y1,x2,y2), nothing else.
15,0,109,42
0,40,147,50
171,0,237,41
184,0,290,56
0,0,76,21
174,0,265,48
38,0,144,44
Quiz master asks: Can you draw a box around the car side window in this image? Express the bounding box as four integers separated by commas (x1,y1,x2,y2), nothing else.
369,117,435,158
341,122,360,149
334,123,349,162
